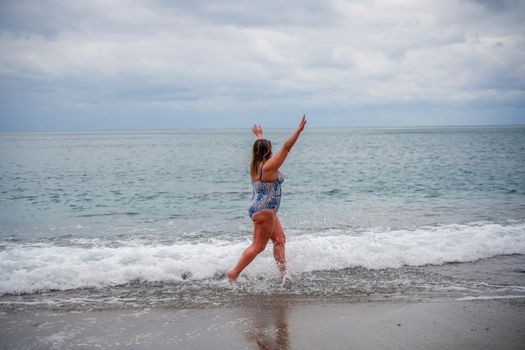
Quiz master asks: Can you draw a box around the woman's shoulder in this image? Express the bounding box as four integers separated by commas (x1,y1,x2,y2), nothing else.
258,166,284,183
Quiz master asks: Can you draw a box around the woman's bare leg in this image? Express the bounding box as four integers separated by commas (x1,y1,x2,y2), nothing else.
271,215,286,276
227,210,275,282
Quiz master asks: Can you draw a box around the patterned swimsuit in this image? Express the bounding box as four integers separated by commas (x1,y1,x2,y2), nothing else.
248,164,284,218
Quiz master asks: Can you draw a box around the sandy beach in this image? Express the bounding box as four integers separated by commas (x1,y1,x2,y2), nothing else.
1,298,524,349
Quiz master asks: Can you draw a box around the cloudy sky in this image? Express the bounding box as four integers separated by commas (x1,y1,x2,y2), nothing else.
0,0,524,131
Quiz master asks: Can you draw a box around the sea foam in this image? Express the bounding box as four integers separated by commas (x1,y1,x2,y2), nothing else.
1,221,524,295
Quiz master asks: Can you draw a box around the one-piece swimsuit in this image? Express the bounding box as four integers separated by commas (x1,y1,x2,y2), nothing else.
248,163,284,218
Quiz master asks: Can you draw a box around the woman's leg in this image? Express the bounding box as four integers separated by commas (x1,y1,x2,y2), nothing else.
271,215,286,276
227,210,275,282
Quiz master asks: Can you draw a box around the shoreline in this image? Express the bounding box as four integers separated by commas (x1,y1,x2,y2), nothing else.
2,298,524,349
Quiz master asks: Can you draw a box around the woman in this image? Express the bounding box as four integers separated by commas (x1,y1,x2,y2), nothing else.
227,115,307,282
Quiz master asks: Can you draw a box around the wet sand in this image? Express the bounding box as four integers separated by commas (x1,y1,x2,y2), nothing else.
1,298,524,349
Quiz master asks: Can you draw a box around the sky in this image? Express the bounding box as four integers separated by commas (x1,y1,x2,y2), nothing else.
0,0,524,131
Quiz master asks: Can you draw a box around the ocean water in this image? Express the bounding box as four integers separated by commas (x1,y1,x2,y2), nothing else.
1,126,524,310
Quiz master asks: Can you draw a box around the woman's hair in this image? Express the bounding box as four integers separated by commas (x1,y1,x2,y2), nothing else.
250,139,272,178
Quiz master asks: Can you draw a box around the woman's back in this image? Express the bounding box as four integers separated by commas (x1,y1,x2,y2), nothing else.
248,163,284,218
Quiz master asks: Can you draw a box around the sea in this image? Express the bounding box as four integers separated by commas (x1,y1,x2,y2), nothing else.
1,126,524,311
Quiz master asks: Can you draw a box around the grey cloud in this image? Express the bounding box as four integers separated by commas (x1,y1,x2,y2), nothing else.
0,0,524,131
467,0,508,12
153,0,340,27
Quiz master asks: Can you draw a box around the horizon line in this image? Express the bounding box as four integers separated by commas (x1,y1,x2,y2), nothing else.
1,123,525,134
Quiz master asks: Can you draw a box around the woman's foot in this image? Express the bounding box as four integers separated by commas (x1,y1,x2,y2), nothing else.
280,271,294,286
226,270,238,283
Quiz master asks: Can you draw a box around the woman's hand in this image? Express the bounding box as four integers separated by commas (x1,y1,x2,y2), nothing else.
297,114,307,133
251,124,263,139
263,114,307,172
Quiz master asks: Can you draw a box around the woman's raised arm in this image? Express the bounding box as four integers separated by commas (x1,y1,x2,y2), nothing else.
264,115,306,172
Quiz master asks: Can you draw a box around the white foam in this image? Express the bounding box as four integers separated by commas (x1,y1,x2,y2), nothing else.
286,221,525,272
1,221,524,295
